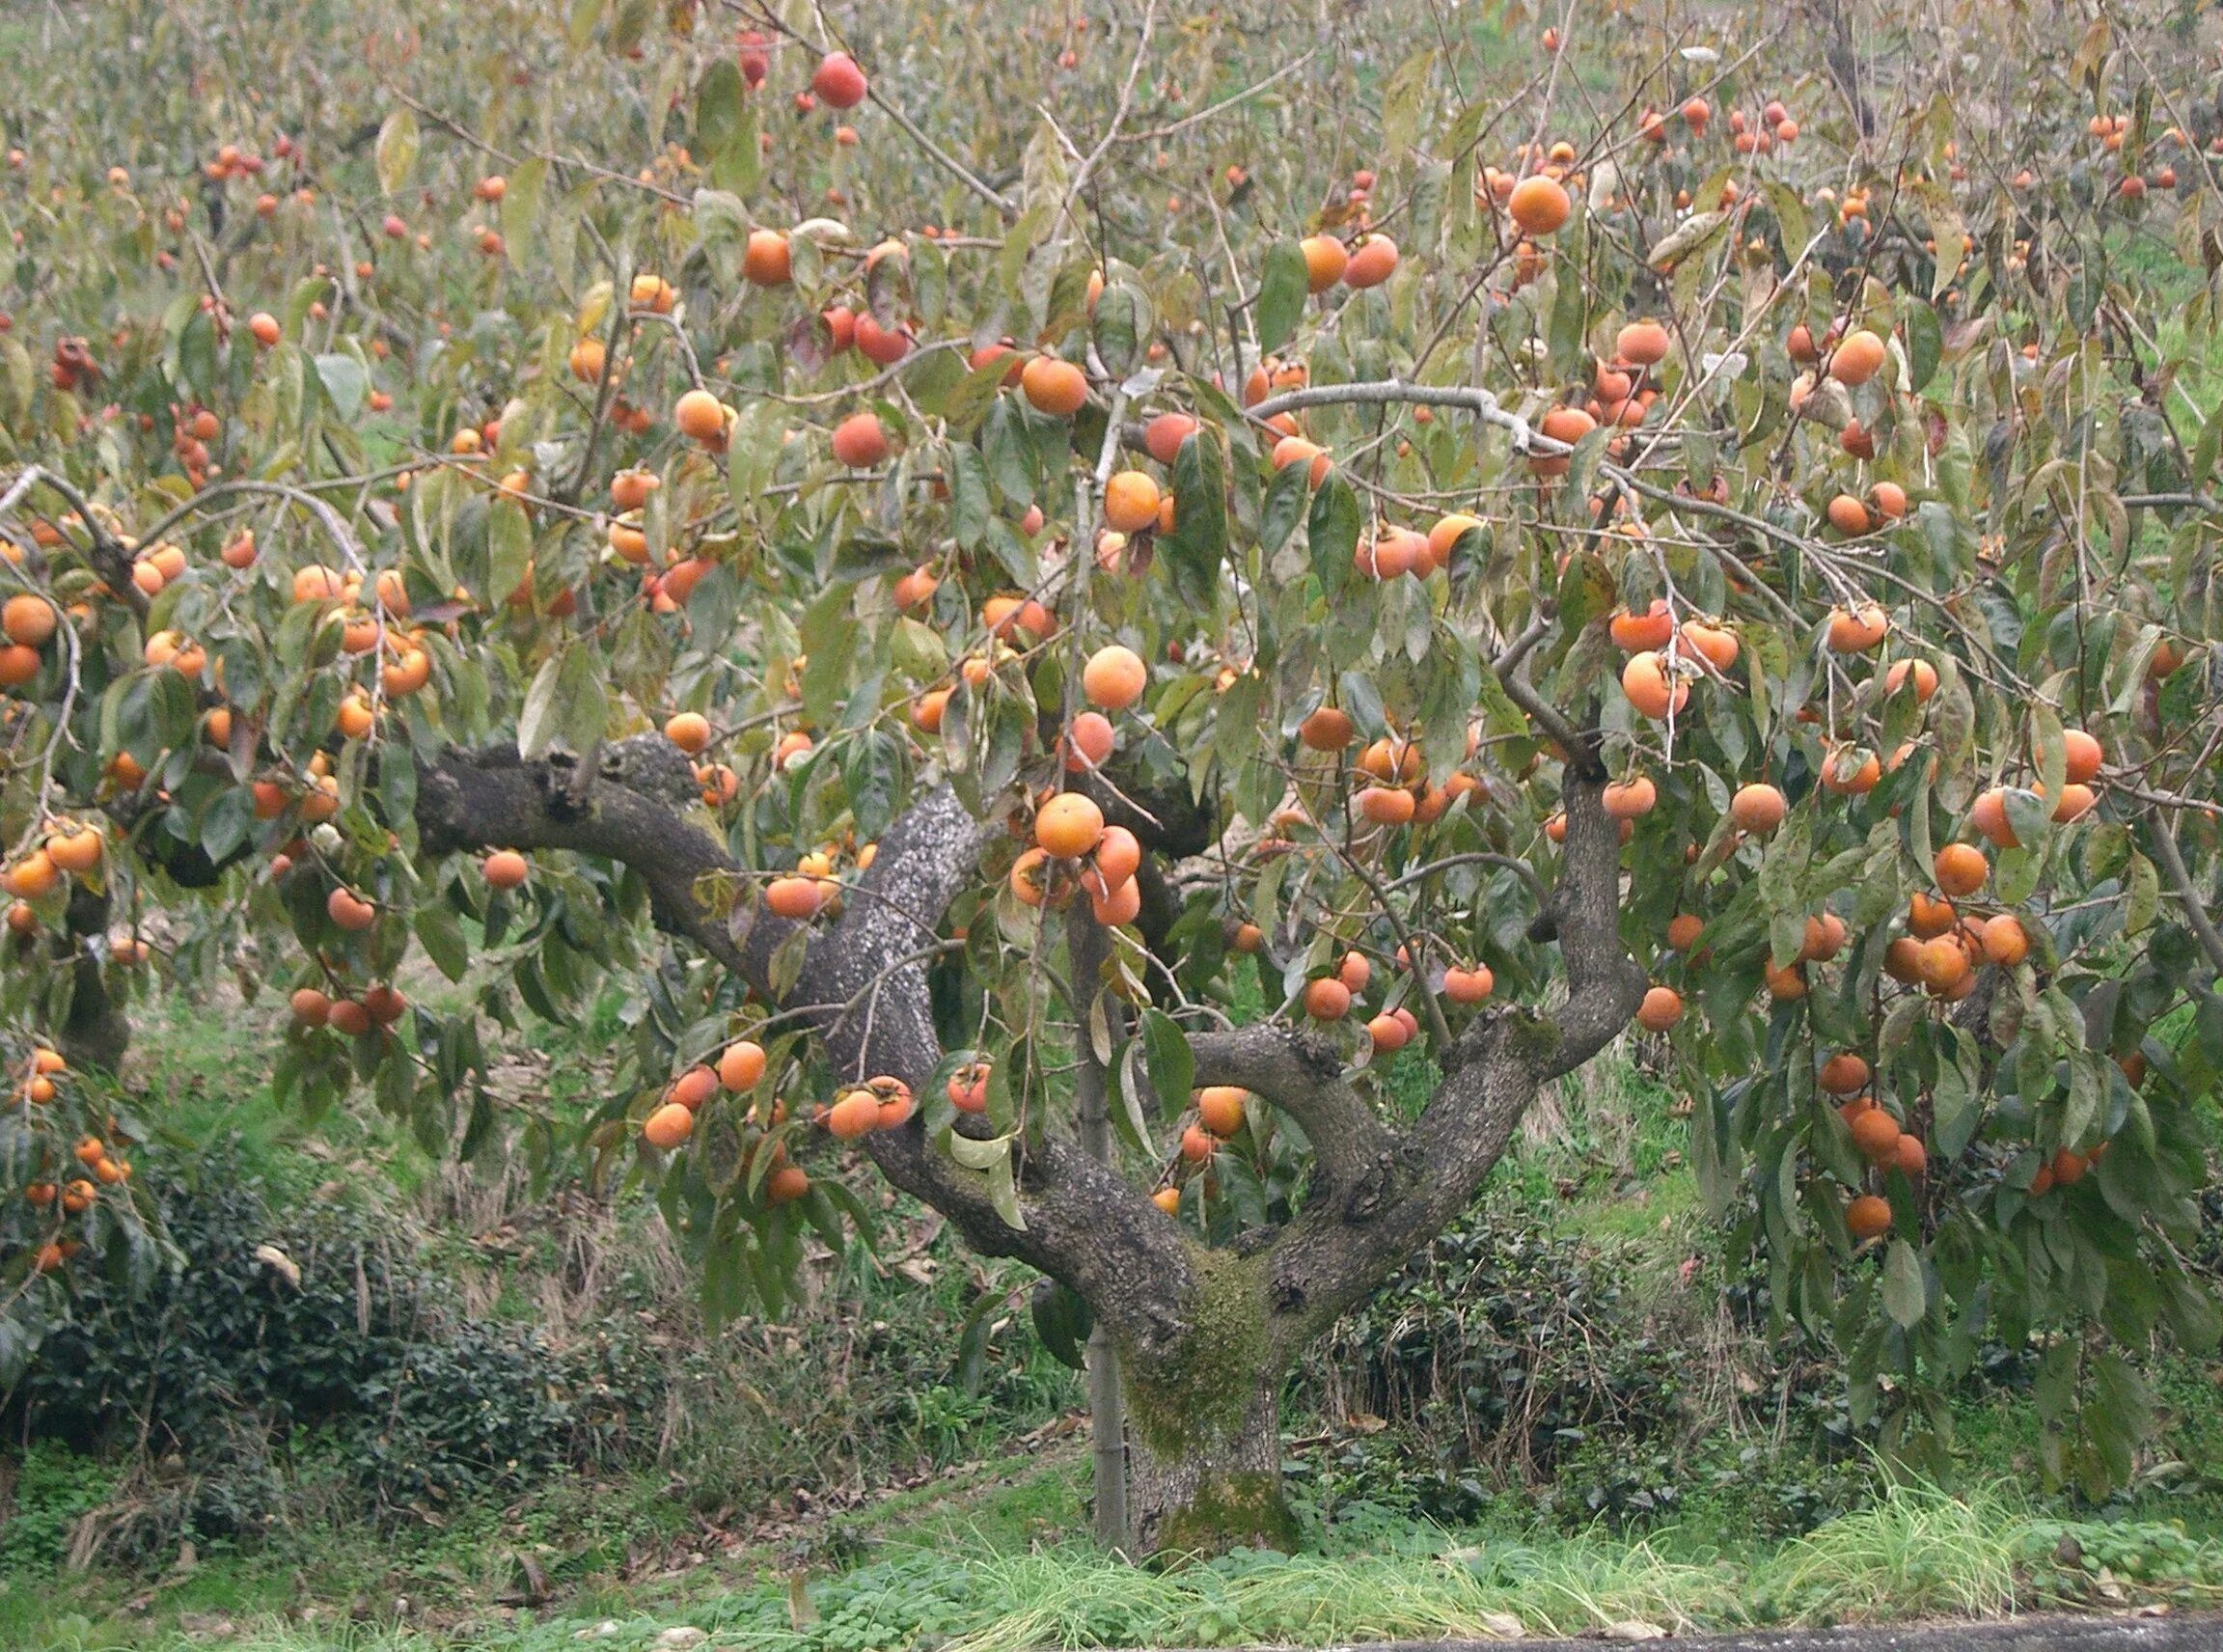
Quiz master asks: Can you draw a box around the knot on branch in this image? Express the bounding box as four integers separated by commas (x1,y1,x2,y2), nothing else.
1336,1145,1403,1224
599,733,699,807
1281,1026,1345,1084
539,747,597,820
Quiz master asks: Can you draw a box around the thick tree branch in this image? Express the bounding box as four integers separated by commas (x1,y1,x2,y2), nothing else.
1537,767,1651,1076
1495,616,1599,777
416,737,750,973
1187,1023,1396,1200
2146,813,2223,979
763,786,1197,1359
1255,763,1644,1354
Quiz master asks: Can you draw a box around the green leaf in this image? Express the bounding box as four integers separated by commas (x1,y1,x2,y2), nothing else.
374,108,420,196
1030,1280,1092,1370
555,644,608,754
1882,1239,1927,1328
1910,179,1965,300
947,443,992,550
1160,429,1227,610
840,729,904,840
485,496,532,608
1307,469,1361,596
695,59,750,175
2193,401,2223,490
1380,47,1435,156
692,188,750,283
1903,301,1942,392
1138,1007,1193,1116
1254,239,1310,354
516,653,563,758
416,904,471,982
501,157,548,271
986,1153,1027,1230
313,353,367,421
1257,453,1309,555
798,584,854,728
1091,282,1149,380
1646,209,1727,270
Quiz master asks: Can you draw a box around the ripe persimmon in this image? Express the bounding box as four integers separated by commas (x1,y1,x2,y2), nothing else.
1847,1194,1892,1239
1826,604,1889,652
1851,1107,1902,1160
1036,792,1106,859
811,51,867,108
1303,977,1352,1019
1300,234,1348,292
1,594,55,647
1144,413,1198,463
1104,471,1162,533
1982,914,2029,966
2063,729,2103,784
665,712,712,753
1344,234,1399,288
1728,783,1786,834
1197,1086,1247,1137
1442,964,1495,1003
1884,658,1938,702
1021,355,1088,416
1507,175,1571,234
1610,599,1675,651
1621,650,1687,718
1828,328,1886,385
830,411,890,467
1300,706,1355,750
1602,776,1657,818
1819,1053,1870,1095
1934,842,1988,897
674,390,727,442
765,876,824,920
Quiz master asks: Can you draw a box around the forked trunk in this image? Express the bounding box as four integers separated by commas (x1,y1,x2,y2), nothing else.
1125,1367,1294,1556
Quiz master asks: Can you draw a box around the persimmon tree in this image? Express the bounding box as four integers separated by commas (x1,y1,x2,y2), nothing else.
4,0,2222,1551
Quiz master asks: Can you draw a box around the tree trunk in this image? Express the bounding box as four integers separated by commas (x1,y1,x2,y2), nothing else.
1125,1367,1293,1556
58,888,127,1074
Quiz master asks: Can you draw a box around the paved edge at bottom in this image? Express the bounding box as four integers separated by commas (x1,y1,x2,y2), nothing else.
1147,1614,2223,1652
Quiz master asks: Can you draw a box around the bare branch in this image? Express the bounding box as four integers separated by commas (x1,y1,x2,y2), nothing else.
2146,813,2223,980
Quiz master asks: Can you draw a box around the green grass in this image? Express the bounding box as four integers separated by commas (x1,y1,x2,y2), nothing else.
9,1477,2223,1652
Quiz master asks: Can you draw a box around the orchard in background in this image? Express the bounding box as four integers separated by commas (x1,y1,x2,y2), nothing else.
3,0,2222,1552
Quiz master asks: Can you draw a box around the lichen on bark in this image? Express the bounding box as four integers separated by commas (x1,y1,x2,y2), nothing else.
1148,1470,1300,1557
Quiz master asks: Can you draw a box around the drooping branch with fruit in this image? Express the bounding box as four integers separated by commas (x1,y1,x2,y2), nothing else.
3,0,2221,1551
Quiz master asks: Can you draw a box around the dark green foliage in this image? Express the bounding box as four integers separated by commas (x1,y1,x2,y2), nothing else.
1299,1209,1684,1493
2,1142,664,1556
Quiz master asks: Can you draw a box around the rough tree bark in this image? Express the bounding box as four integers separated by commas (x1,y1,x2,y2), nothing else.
410,723,1645,1556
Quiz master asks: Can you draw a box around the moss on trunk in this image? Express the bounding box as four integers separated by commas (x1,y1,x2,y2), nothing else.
1119,1244,1271,1457
1121,1245,1295,1556
1147,1469,1300,1556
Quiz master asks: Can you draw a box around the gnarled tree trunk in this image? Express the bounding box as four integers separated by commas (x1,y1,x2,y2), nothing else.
412,736,1645,1558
